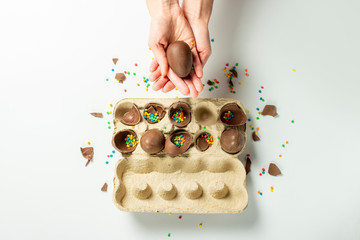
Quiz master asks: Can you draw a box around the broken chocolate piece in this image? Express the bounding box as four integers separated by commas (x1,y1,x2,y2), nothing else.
120,105,141,126
112,58,118,65
229,69,238,78
245,157,251,174
101,183,108,192
262,105,278,117
268,163,281,176
252,132,260,141
80,147,93,167
90,112,103,118
207,80,214,85
229,79,234,87
115,73,126,83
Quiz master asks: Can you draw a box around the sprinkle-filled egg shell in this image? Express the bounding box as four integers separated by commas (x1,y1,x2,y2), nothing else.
166,41,193,78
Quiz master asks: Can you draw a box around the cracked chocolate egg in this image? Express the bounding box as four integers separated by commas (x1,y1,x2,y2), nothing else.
168,101,191,127
140,129,165,154
195,132,214,151
164,130,192,157
219,103,247,126
166,41,193,78
112,129,139,154
143,103,166,124
120,104,141,126
220,128,245,154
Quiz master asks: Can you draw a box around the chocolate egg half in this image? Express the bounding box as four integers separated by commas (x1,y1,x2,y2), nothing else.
219,103,247,126
196,132,214,152
166,41,193,78
112,129,139,154
220,128,245,154
120,104,141,126
164,130,192,157
143,103,166,124
169,101,191,127
140,129,165,154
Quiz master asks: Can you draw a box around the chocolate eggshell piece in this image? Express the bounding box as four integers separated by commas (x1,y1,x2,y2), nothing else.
168,102,191,127
268,163,282,176
252,132,260,141
220,128,245,154
140,129,165,154
166,41,193,78
196,137,209,151
220,103,247,126
120,105,141,126
112,129,138,153
262,105,278,117
164,130,192,157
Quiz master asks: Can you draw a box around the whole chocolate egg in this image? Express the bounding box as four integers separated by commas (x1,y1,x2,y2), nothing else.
220,128,245,154
164,130,192,157
140,129,165,154
166,41,193,78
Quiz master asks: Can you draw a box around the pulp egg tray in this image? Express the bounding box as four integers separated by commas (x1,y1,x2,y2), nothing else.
112,98,248,214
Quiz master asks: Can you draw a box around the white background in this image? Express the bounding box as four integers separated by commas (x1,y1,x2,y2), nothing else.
1,0,360,239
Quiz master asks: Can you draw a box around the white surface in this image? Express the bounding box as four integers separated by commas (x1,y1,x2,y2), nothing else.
0,0,360,239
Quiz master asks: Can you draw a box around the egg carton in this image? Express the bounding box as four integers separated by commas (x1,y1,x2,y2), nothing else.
112,98,248,214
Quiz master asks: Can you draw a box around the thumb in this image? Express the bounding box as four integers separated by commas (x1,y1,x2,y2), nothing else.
151,44,168,77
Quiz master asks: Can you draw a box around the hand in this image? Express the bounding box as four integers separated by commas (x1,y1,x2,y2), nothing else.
147,0,204,98
182,0,214,67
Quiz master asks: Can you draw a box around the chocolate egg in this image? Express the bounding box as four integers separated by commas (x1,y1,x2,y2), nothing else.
169,101,191,127
112,129,139,154
143,103,166,124
164,130,192,157
166,41,193,78
120,104,141,126
196,132,214,152
220,128,245,154
219,103,247,126
140,129,165,154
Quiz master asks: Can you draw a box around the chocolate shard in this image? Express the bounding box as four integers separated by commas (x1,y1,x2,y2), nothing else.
144,103,166,124
245,157,251,174
90,112,103,118
229,69,238,78
112,58,118,65
252,132,260,141
115,73,126,83
229,79,234,87
196,136,209,151
268,163,281,176
80,147,94,167
120,105,141,126
101,183,108,192
262,105,278,117
207,80,214,86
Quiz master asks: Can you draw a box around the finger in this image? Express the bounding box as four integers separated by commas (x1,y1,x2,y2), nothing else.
149,59,159,72
190,47,203,79
162,81,175,93
189,71,204,93
184,78,199,98
149,66,161,82
167,69,190,95
152,76,169,91
151,44,168,76
199,47,212,67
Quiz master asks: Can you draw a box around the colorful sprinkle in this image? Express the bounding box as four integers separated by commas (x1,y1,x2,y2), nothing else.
168,233,171,237
171,108,186,123
178,215,182,220
125,134,138,148
198,223,202,228
223,111,234,121
200,133,214,147
87,142,90,145
173,135,185,147
144,108,160,122
270,186,274,192
211,38,214,42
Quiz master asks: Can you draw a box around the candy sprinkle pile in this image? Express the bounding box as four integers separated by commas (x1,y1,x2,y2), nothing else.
223,110,234,121
125,134,138,148
143,109,160,122
173,135,185,147
171,108,186,123
200,133,214,147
